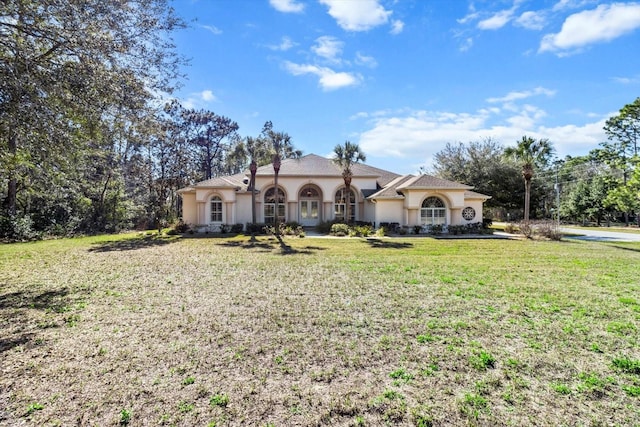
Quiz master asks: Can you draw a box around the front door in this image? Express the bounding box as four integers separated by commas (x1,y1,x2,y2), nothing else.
300,200,319,226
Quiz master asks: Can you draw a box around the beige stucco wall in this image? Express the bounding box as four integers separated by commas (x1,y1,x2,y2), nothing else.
180,176,488,229
373,199,404,225
251,175,374,223
371,190,486,227
235,192,253,225
181,192,198,225
460,199,485,224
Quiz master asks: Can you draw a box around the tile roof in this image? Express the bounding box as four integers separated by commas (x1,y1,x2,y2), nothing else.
368,175,415,199
367,174,478,201
195,173,248,189
464,190,492,199
253,153,395,179
397,174,473,190
177,155,485,203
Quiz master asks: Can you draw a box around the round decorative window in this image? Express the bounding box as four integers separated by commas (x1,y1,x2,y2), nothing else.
462,207,476,221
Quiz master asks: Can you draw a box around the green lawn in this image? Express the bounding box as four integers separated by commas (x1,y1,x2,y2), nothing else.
1,233,639,426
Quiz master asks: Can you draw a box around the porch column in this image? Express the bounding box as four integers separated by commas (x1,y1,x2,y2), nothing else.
324,201,333,221
288,201,296,223
406,208,418,226
450,208,462,226
225,201,234,225
197,202,205,224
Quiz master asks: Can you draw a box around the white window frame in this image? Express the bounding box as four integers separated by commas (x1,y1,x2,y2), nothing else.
334,187,356,222
421,196,446,226
264,187,286,224
210,196,223,223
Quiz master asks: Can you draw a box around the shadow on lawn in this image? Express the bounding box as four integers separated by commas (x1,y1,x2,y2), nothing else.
88,234,178,252
611,244,640,253
0,287,72,353
217,236,327,255
0,287,71,311
364,238,414,249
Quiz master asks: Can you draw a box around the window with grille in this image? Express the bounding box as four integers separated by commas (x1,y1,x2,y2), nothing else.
420,196,446,225
264,187,286,224
210,196,223,222
334,187,355,222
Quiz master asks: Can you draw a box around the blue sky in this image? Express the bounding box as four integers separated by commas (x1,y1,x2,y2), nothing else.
170,0,640,174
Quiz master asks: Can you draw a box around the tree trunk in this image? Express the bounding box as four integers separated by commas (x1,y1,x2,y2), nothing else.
344,174,352,224
345,183,351,224
274,171,279,235
524,178,531,222
6,133,17,217
251,173,256,225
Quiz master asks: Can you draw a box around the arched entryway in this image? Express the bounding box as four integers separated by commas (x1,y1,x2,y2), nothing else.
421,196,447,226
299,185,321,227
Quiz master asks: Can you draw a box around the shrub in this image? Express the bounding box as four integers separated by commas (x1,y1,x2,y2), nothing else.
350,224,372,237
379,222,400,233
264,222,304,236
330,223,350,236
245,223,267,235
518,221,534,238
316,220,338,234
0,214,42,241
282,223,304,236
535,221,562,241
504,223,518,234
429,224,443,235
448,225,464,235
413,225,422,235
171,220,190,233
230,223,244,234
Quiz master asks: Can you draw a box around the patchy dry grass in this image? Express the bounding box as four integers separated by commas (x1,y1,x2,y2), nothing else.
1,233,640,426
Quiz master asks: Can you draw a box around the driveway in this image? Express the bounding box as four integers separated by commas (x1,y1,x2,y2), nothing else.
561,227,640,242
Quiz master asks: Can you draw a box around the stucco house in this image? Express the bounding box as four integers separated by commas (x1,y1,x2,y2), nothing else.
178,154,490,232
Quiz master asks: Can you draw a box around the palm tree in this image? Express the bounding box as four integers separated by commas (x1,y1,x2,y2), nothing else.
263,124,301,234
504,136,554,221
332,141,366,224
240,136,263,226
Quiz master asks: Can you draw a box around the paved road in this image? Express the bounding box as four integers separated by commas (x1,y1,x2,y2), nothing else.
561,227,640,242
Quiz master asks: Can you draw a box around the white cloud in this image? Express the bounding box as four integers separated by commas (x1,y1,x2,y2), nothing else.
478,9,515,30
457,3,479,24
312,36,344,63
355,52,378,68
390,19,405,35
201,25,222,35
267,36,297,51
540,3,640,55
552,0,595,12
319,0,392,31
269,0,304,13
201,90,216,102
458,37,474,52
487,87,556,104
612,74,640,84
180,89,218,109
283,61,361,91
515,11,547,30
355,91,606,165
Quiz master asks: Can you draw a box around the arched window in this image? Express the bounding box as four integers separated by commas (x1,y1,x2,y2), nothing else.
264,187,285,224
210,196,223,223
334,187,356,222
300,186,319,198
421,197,446,225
